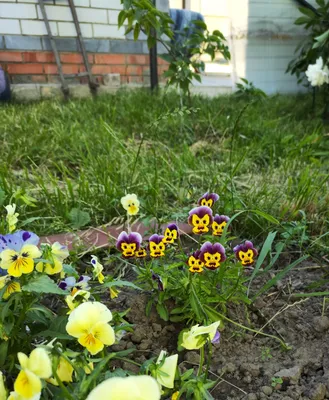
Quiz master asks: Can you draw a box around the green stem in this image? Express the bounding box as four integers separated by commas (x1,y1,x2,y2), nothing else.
198,346,205,376
53,370,75,400
114,357,141,367
204,341,212,382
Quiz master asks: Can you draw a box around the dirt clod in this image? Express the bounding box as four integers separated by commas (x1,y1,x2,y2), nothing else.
261,386,273,395
313,316,329,333
275,365,303,384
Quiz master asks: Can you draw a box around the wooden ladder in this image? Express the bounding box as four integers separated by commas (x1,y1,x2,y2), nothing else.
38,0,98,96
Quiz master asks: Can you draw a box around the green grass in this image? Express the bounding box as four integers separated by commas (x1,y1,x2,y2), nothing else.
0,89,328,253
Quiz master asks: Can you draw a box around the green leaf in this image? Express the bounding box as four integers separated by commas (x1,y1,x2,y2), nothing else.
298,6,316,18
0,188,6,207
145,299,153,317
294,16,311,25
315,29,329,43
68,208,91,230
63,264,78,277
156,303,169,321
0,341,8,367
118,10,127,27
22,275,67,295
133,23,141,41
102,280,141,290
251,209,280,224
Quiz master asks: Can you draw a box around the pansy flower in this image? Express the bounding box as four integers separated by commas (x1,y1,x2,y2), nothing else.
116,231,142,258
135,247,147,258
199,242,226,270
197,192,219,208
66,290,90,314
233,240,258,266
187,250,204,273
0,232,41,277
36,242,69,275
151,271,164,291
5,204,19,233
162,223,179,244
121,194,140,216
188,206,213,234
59,275,91,294
91,255,105,283
0,275,21,300
148,234,165,258
212,214,230,236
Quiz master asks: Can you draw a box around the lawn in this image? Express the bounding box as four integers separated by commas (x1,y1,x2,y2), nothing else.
0,89,328,253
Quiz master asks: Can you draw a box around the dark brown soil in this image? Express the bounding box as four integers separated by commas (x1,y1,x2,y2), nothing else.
109,261,329,400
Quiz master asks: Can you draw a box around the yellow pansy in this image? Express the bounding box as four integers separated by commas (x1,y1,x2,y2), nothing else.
14,348,51,399
121,194,140,216
172,392,179,400
109,287,120,299
0,275,21,300
181,321,220,350
66,302,115,355
0,371,6,400
0,245,41,278
155,350,178,389
47,357,74,386
86,376,161,400
65,289,90,314
36,242,69,275
5,204,19,233
91,255,105,284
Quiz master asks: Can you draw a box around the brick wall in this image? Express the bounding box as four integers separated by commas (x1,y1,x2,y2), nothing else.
0,0,169,87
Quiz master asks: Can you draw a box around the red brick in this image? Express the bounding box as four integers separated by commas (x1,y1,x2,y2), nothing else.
126,55,149,65
120,76,128,84
0,52,23,62
109,65,126,75
142,66,150,76
31,75,47,83
62,64,79,74
60,53,93,64
44,64,58,74
24,52,55,63
126,65,142,76
158,57,169,65
92,65,112,75
94,54,125,65
127,76,144,83
7,63,43,74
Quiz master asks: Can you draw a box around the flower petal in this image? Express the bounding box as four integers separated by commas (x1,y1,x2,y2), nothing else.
14,370,41,399
92,322,115,346
28,348,52,379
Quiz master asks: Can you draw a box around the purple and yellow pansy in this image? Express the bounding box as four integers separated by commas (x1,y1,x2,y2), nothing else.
162,223,179,244
199,242,226,270
197,192,219,208
135,247,147,258
187,250,204,274
212,215,230,236
188,206,213,235
116,231,142,258
148,234,166,258
233,241,258,266
151,271,164,291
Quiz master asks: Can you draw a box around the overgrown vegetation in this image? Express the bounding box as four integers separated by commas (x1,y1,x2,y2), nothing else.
0,90,328,254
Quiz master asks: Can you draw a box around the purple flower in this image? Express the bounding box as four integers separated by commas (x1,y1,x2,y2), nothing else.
148,234,165,258
163,223,179,244
233,241,258,266
0,230,40,252
151,271,164,291
199,242,226,270
188,206,213,235
187,250,204,273
116,231,142,258
211,331,221,344
212,215,230,237
59,275,91,292
197,192,219,208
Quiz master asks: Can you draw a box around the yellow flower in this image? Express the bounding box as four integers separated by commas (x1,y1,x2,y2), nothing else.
36,242,69,275
155,350,178,389
66,302,115,355
47,357,74,386
0,245,41,278
172,392,179,400
0,371,6,400
181,321,220,350
65,289,90,314
0,275,21,301
14,348,52,399
91,255,105,284
86,376,161,400
109,287,120,299
121,194,140,216
7,392,40,400
5,204,19,233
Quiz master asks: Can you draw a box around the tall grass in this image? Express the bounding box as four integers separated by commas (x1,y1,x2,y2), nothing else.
0,89,328,252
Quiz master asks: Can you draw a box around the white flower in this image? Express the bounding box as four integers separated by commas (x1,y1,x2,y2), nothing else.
155,350,178,389
305,57,329,87
5,204,19,233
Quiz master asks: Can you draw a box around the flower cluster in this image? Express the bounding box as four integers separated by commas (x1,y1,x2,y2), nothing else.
306,57,329,87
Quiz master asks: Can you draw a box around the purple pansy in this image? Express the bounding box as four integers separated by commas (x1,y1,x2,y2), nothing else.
151,271,164,291
197,192,219,208
163,223,179,244
148,234,166,258
116,231,142,258
199,242,226,270
212,215,230,236
0,230,40,252
233,241,258,266
188,206,213,235
187,250,204,273
211,331,221,344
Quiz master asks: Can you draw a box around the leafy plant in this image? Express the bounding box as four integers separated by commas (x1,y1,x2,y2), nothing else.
235,78,267,99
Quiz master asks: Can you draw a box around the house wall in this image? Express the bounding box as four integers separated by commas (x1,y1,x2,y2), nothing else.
0,0,169,87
